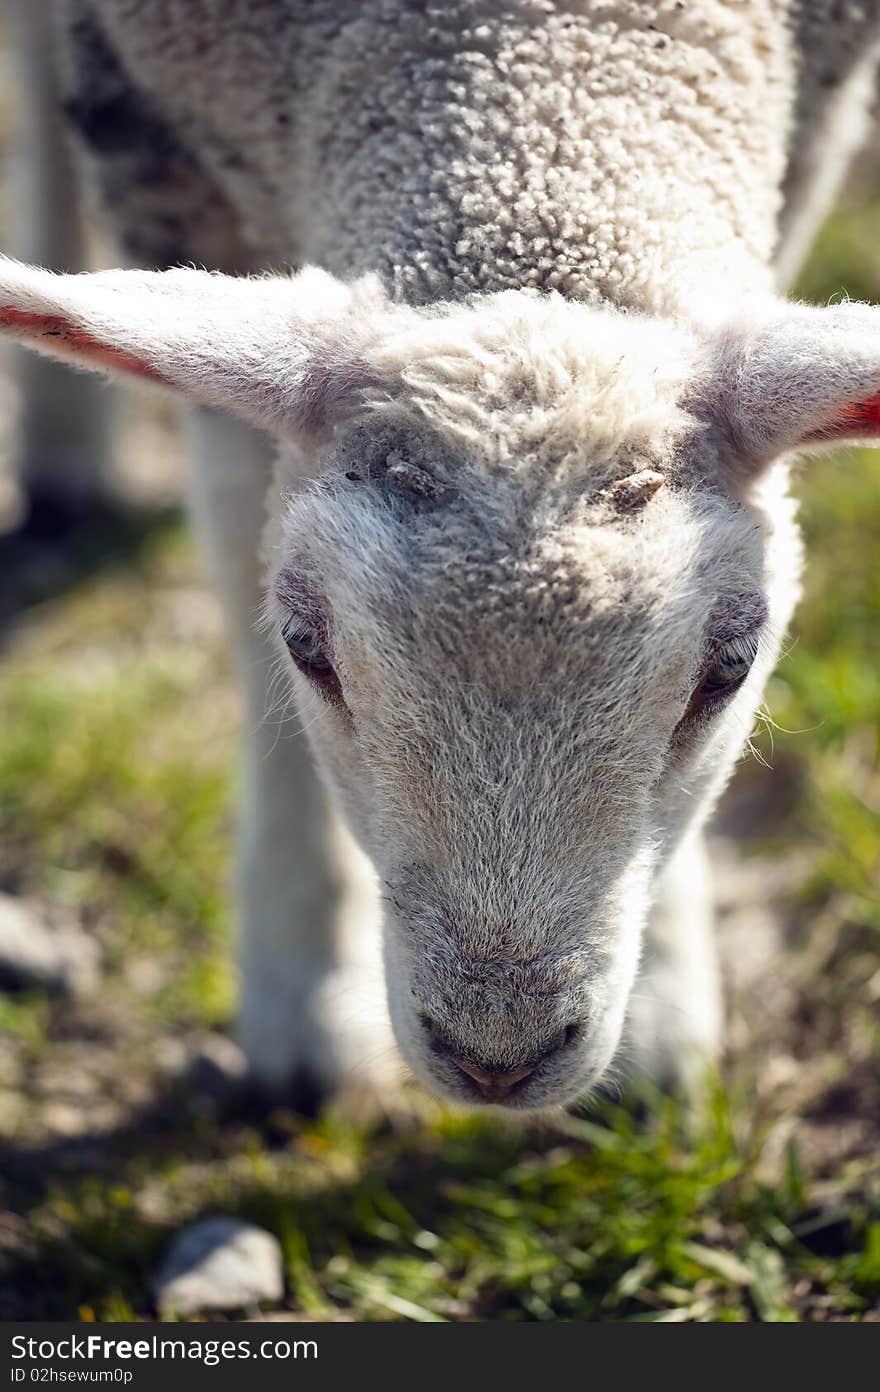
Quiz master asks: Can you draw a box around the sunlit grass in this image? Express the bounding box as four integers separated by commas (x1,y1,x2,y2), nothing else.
0,525,237,1032
13,1086,878,1321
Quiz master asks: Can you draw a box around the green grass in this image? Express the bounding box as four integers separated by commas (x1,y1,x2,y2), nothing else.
1,202,879,1321
768,447,880,931
13,1087,880,1322
0,526,236,1025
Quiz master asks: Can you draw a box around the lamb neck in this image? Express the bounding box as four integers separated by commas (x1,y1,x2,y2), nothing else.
296,1,793,318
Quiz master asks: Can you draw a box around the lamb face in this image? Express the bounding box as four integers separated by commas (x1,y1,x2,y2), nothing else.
265,299,793,1109
3,260,877,1108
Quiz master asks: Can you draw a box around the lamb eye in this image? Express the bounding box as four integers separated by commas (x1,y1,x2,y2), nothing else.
685,646,754,720
700,653,752,699
283,622,333,676
281,618,345,707
673,602,767,743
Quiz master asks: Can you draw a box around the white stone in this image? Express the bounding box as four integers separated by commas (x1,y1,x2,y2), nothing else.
153,1217,284,1317
0,894,98,995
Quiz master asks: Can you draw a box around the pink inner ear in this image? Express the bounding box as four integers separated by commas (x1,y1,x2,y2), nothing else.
808,388,880,441
0,304,167,384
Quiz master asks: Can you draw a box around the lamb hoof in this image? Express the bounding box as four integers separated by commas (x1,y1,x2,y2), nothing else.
183,1040,341,1130
283,1067,326,1119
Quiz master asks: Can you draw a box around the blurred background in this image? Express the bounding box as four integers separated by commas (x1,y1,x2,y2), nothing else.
0,12,877,1323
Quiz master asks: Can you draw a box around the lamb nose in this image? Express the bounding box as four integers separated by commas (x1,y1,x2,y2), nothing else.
450,1055,539,1100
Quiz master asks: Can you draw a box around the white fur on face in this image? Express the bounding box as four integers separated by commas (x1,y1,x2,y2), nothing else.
264,294,800,1109
2,254,823,1104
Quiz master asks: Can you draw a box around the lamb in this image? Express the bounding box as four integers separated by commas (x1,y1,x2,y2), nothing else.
2,0,880,1112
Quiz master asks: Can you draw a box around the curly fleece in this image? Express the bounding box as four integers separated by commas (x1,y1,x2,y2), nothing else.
60,2,880,311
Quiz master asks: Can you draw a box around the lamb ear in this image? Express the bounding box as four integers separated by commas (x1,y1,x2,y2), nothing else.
707,301,880,475
0,257,358,434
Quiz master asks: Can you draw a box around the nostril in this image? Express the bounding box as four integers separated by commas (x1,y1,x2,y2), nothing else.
418,1011,445,1053
451,1055,538,1099
419,1011,460,1062
419,1011,583,1102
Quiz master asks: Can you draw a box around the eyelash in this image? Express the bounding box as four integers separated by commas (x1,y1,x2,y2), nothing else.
677,633,760,731
281,618,343,702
